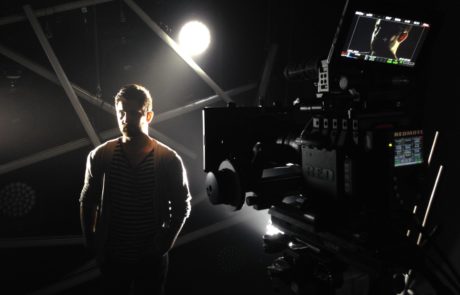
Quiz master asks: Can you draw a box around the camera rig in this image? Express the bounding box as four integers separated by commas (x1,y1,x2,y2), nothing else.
202,1,454,294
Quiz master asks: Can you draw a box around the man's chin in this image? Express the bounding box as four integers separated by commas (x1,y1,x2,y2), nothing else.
121,128,142,137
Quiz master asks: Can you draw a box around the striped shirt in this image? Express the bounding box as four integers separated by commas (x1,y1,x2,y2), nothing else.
106,140,159,263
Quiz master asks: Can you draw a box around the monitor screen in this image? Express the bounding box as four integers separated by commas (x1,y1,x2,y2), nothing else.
340,11,430,67
394,130,423,167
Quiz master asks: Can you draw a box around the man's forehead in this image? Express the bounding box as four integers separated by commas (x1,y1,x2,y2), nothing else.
116,99,144,110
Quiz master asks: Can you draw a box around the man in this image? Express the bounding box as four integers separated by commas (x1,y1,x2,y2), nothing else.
370,19,412,60
79,84,191,294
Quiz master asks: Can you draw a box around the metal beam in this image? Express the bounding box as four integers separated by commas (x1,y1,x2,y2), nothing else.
0,44,115,114
0,129,111,175
0,0,114,26
0,127,197,174
417,165,443,245
0,83,255,174
123,0,233,104
428,131,439,166
0,43,197,159
0,126,194,174
24,5,101,147
154,83,256,124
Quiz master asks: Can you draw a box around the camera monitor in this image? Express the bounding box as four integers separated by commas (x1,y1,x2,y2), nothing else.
340,11,430,67
394,130,423,167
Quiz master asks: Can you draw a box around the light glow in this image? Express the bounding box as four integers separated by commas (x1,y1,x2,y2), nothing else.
178,21,210,56
266,220,284,236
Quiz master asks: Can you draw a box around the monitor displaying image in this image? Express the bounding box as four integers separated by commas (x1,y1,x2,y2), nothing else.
341,11,430,67
394,130,423,167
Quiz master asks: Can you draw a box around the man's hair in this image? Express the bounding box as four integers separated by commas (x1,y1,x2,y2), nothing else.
114,84,153,112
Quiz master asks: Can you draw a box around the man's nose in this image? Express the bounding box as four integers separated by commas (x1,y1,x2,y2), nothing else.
124,112,137,123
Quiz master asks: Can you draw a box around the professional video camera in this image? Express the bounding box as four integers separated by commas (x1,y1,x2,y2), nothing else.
203,1,453,294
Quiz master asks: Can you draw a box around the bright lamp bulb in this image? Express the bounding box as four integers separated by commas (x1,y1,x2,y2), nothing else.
178,21,210,56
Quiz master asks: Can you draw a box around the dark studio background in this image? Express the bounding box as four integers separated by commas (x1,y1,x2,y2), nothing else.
0,0,458,294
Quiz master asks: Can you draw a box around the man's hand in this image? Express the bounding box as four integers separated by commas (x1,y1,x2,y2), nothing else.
141,231,172,259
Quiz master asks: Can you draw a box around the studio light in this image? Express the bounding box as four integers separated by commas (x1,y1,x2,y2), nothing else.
178,20,210,56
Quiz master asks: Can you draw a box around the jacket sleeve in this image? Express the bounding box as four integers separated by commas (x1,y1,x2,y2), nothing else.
79,148,103,247
162,151,192,248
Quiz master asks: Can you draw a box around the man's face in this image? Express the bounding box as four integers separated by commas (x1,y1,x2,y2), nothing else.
116,99,151,137
371,19,411,59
